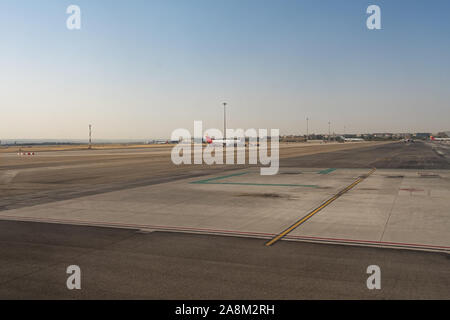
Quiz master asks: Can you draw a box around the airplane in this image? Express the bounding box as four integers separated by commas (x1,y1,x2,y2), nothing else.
430,136,450,142
338,136,364,142
204,136,245,147
150,139,180,144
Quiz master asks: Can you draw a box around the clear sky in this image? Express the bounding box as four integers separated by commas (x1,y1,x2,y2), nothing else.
1,0,449,139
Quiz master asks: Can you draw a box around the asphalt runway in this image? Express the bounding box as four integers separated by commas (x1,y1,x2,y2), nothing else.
0,140,449,299
0,141,444,211
0,220,448,299
282,141,450,169
0,141,388,211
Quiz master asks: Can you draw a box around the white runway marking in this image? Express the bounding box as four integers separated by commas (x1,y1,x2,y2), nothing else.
0,170,18,184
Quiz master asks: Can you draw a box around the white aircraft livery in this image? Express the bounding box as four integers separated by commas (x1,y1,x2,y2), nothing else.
430,136,450,142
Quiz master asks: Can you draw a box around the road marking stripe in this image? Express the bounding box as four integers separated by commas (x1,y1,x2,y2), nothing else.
0,213,448,252
191,171,319,188
190,172,249,183
317,168,336,174
200,182,319,188
265,168,376,246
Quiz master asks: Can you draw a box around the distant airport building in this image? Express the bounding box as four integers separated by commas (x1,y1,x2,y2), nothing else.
436,131,450,138
373,133,393,138
414,133,431,140
281,135,306,142
393,133,411,139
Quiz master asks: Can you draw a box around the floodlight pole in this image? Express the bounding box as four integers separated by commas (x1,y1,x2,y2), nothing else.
89,124,92,149
328,121,331,142
306,117,309,141
222,102,227,140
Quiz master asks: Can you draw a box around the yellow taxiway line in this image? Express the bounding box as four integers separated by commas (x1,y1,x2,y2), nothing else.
265,168,376,246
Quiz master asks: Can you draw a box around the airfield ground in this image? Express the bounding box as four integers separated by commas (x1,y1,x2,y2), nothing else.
0,141,449,299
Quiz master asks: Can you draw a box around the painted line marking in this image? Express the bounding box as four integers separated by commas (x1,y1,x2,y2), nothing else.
0,214,448,252
317,168,336,175
0,170,18,184
191,171,319,188
200,182,319,188
265,168,377,246
190,172,249,184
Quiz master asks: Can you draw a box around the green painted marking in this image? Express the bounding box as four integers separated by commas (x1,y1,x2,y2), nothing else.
205,182,318,188
318,168,336,175
191,170,319,188
191,172,249,184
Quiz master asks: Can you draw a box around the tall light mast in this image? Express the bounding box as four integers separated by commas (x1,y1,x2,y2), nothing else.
222,102,227,140
328,121,331,142
88,124,92,149
306,117,309,141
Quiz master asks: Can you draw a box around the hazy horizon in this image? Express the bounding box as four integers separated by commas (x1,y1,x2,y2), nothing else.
1,0,450,139
2,128,448,144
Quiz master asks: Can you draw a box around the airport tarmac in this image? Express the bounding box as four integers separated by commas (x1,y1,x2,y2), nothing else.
0,141,449,299
1,166,449,252
0,221,448,299
0,141,389,211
